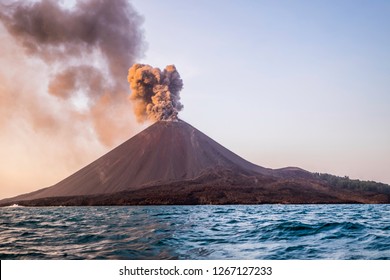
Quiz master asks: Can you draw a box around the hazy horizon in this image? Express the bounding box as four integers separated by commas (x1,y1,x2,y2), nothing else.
1,0,389,199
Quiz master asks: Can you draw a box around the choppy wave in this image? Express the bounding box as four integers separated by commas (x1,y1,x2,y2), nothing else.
1,204,389,259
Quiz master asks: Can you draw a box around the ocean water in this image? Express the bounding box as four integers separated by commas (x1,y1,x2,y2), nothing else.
0,205,389,260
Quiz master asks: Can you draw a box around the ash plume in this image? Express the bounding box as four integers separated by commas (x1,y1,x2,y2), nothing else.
0,0,145,146
128,64,184,122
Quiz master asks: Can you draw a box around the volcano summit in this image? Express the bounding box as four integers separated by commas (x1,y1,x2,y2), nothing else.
1,119,390,206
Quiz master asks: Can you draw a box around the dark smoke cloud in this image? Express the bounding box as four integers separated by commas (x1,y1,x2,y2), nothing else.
0,0,145,146
128,64,184,122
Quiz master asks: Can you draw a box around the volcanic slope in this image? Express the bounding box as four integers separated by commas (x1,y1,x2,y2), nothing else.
2,120,272,200
2,120,390,205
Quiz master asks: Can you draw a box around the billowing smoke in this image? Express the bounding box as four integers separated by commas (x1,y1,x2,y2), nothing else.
128,64,183,122
0,0,145,146
0,0,145,199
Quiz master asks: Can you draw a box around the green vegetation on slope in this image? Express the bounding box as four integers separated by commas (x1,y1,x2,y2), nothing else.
313,173,390,195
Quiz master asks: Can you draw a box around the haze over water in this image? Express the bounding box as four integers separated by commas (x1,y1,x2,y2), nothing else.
1,205,389,259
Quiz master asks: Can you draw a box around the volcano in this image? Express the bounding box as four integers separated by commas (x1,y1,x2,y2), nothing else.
1,120,390,206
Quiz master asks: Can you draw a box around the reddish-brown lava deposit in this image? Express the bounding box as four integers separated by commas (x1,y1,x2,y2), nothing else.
1,120,389,206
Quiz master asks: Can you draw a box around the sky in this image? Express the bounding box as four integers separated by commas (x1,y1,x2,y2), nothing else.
0,0,389,199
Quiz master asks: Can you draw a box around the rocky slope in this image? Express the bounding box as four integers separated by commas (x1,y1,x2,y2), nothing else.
1,120,389,206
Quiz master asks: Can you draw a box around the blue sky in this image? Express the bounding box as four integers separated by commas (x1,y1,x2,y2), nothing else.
132,0,390,183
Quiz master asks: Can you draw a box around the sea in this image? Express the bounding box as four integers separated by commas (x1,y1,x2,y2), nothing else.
1,204,389,260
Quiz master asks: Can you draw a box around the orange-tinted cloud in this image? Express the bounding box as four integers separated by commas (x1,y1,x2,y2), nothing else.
128,64,184,122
